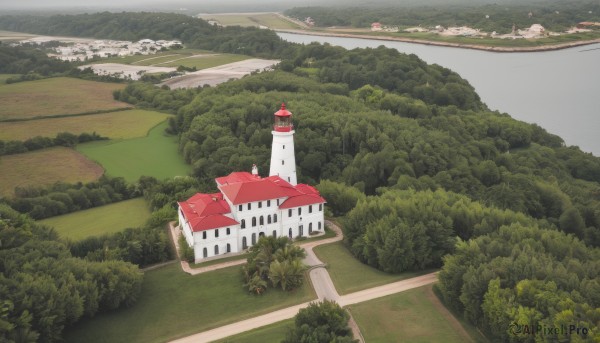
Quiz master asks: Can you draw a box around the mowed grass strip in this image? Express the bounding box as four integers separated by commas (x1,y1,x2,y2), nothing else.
0,77,131,120
0,109,170,141
348,284,479,343
162,53,250,69
0,147,103,196
38,198,151,241
63,264,316,343
214,319,293,343
313,242,435,295
77,121,190,182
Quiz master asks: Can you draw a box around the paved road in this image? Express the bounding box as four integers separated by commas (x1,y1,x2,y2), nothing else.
168,220,438,343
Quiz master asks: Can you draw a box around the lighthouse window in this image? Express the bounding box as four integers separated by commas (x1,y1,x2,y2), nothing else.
283,145,285,149
282,160,284,165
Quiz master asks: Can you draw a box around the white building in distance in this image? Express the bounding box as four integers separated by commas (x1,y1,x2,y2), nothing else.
178,104,326,262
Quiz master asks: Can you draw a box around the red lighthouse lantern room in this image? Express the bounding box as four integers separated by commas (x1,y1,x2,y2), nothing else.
274,103,293,132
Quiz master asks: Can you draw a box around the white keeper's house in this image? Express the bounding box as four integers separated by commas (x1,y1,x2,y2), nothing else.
178,103,326,262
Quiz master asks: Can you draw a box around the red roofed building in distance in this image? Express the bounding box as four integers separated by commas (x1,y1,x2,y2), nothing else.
178,103,326,262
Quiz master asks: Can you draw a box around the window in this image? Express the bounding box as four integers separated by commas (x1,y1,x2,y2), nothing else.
248,203,251,210
238,204,242,211
288,177,290,182
318,222,322,230
277,199,280,206
226,243,231,253
309,223,313,233
267,200,271,207
202,231,207,239
288,209,292,217
260,216,264,225
319,204,323,211
258,201,262,208
242,237,247,249
252,217,256,227
214,245,219,255
273,230,277,237
274,214,278,222
226,228,230,235
203,248,207,258
241,219,246,229
283,145,285,149
215,229,219,238
282,160,285,165
298,208,302,216
252,233,256,245
267,215,272,224
288,228,292,238
309,205,313,213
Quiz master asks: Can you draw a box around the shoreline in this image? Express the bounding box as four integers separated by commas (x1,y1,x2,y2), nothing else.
275,29,600,53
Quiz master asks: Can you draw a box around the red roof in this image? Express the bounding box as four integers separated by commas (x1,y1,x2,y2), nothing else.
188,214,239,232
279,193,325,209
219,174,301,205
274,103,292,117
178,193,237,232
216,172,259,186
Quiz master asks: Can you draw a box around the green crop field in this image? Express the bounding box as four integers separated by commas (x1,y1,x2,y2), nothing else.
162,54,250,69
0,109,170,141
0,147,103,196
314,242,434,295
0,77,131,120
63,264,316,343
349,284,483,343
39,198,151,241
215,319,293,343
77,121,190,182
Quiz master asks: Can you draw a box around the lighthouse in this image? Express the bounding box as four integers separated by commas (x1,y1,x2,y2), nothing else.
269,103,297,185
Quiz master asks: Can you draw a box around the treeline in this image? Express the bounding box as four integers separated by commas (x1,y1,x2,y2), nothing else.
0,204,143,342
7,177,139,220
0,45,72,76
0,131,107,156
438,223,600,341
0,12,292,59
286,2,600,33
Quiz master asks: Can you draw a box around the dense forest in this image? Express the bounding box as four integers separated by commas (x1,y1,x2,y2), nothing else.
286,2,600,33
1,11,600,341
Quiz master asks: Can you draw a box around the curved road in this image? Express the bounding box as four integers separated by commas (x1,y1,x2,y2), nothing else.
169,221,437,343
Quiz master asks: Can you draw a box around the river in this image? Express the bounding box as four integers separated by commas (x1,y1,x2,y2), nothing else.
278,32,600,156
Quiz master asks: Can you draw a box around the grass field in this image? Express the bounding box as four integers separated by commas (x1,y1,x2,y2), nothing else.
161,53,250,69
349,284,483,343
38,198,151,241
97,48,212,65
198,13,302,30
0,30,37,41
0,109,170,141
77,121,190,182
0,147,103,196
0,77,130,121
63,264,316,343
314,242,435,295
215,319,293,343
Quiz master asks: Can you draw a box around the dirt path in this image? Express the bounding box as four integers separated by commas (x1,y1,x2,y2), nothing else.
424,283,474,343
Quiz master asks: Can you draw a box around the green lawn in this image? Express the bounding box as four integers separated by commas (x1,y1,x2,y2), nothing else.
314,242,435,295
77,121,190,182
63,264,316,343
215,319,293,343
161,53,250,69
38,198,151,241
0,77,130,120
349,284,480,343
0,109,170,141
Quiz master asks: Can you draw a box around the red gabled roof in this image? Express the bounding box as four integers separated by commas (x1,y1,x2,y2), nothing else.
279,194,325,209
188,214,239,232
216,172,259,186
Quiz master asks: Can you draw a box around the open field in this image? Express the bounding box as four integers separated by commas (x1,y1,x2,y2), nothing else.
314,242,435,295
38,198,151,241
0,77,130,121
0,30,38,41
0,147,103,197
0,109,170,141
214,319,293,343
77,121,190,182
63,264,316,343
349,284,483,343
96,48,212,65
198,13,302,30
161,53,250,69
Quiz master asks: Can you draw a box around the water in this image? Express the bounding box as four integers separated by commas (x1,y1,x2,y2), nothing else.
278,32,600,156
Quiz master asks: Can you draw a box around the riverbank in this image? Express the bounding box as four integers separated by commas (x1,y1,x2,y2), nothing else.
275,29,600,52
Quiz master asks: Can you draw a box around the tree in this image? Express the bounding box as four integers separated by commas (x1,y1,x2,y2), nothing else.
284,300,357,343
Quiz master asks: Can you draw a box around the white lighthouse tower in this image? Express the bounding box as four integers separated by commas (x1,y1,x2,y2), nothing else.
269,103,297,185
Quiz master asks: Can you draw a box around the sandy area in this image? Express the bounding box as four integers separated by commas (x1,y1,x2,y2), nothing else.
80,63,177,80
161,58,279,89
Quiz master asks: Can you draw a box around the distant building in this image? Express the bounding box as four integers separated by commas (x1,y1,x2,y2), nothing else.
304,17,315,26
371,22,382,31
178,104,326,263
